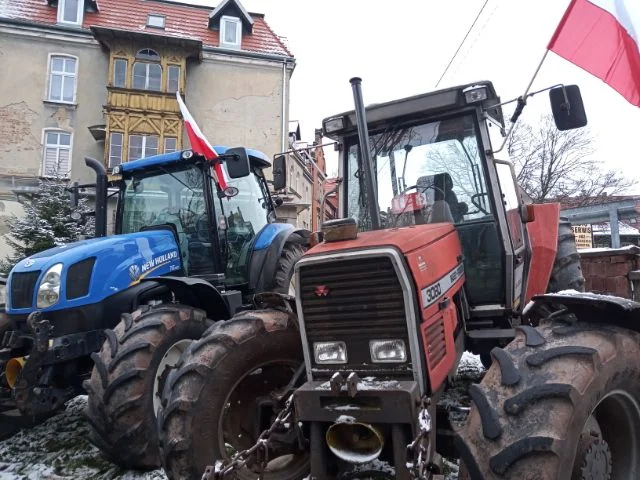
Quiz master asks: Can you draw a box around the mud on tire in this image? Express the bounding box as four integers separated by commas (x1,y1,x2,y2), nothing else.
84,304,212,469
457,316,640,479
158,309,308,480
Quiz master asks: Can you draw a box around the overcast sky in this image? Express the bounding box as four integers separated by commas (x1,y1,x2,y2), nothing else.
180,0,640,189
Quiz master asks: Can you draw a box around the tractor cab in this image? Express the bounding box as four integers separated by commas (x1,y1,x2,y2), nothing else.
111,146,277,289
322,80,587,344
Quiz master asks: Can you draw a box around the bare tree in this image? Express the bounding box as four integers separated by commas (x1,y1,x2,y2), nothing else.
508,115,633,206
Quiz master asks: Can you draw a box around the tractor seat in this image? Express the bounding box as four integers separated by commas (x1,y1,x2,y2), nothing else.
417,173,467,223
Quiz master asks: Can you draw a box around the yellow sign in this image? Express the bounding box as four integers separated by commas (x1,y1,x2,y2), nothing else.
572,224,593,249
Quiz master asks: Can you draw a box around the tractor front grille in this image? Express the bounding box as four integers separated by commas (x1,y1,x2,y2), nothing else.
66,257,96,300
10,271,41,309
299,255,412,378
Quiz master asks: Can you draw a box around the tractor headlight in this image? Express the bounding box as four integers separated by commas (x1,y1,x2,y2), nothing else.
369,339,407,363
36,263,63,308
314,341,347,364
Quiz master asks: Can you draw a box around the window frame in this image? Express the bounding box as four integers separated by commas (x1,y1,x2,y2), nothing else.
46,53,79,104
132,62,162,91
167,65,180,93
109,132,124,169
112,58,128,88
164,137,178,154
57,0,84,26
147,14,166,29
42,129,73,178
128,134,160,161
220,15,242,48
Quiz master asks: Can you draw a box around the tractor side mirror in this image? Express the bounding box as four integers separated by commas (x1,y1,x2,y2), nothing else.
273,155,287,190
549,85,587,131
224,147,251,179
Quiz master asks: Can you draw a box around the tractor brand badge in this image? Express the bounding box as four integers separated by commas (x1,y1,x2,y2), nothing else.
128,264,141,282
23,259,36,267
314,285,330,297
417,255,427,272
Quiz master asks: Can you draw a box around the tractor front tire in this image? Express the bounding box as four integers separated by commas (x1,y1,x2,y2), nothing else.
158,309,308,480
272,240,306,295
457,318,640,479
548,218,585,293
84,304,212,469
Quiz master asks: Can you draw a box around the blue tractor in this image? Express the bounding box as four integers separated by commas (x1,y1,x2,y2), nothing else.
0,147,308,469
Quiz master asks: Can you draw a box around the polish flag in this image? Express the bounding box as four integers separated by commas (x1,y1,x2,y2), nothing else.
176,92,228,190
548,0,640,107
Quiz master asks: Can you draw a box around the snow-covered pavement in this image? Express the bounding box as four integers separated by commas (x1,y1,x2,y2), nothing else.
0,353,484,479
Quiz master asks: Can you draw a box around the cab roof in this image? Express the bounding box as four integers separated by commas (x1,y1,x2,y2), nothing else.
322,80,504,139
119,146,271,173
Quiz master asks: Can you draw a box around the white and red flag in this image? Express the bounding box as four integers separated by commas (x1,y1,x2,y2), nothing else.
176,92,228,190
548,0,640,107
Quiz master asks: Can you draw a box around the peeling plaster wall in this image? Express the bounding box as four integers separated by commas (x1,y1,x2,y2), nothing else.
186,53,292,179
0,29,107,186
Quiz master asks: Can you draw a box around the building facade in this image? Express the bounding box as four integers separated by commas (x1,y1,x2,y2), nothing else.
272,122,337,230
0,0,294,244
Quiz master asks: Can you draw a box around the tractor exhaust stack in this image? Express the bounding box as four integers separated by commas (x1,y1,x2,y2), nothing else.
84,157,107,238
350,77,381,230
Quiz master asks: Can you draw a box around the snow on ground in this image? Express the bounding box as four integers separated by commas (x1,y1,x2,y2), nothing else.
0,354,486,480
0,396,166,480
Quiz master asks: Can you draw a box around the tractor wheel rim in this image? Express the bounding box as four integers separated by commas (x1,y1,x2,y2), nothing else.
288,276,296,297
218,360,308,479
153,339,192,417
573,389,640,479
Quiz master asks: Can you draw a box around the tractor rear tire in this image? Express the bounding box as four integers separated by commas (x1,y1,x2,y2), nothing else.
456,318,640,479
84,304,212,469
548,218,585,293
158,309,308,480
272,240,306,296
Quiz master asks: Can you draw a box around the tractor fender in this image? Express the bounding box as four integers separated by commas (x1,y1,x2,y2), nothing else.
248,224,310,293
525,291,640,334
140,276,230,320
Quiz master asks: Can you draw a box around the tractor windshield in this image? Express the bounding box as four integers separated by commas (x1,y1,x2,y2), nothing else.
346,114,493,230
119,162,214,276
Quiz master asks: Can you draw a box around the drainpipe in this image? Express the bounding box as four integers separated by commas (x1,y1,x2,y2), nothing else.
281,60,287,152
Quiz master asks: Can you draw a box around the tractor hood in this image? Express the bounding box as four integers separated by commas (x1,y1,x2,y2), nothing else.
7,230,180,314
307,223,455,256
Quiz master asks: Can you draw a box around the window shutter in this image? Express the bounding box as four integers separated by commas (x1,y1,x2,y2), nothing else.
43,147,58,177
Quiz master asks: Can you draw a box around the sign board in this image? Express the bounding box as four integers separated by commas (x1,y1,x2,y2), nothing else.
572,224,593,249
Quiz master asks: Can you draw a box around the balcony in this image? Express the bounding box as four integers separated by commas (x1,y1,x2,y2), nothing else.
106,87,180,115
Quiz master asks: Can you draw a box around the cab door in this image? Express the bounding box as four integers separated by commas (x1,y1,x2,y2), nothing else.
486,117,529,311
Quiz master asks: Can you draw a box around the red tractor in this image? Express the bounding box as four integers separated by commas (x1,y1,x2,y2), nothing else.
156,78,640,480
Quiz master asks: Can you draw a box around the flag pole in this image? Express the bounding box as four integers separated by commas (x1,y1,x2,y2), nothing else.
493,47,550,154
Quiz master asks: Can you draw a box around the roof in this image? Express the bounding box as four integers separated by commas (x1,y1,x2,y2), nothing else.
119,146,270,172
0,0,292,57
558,194,640,210
208,0,253,30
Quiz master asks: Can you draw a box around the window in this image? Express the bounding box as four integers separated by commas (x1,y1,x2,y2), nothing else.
58,0,83,25
164,137,178,153
48,55,77,103
147,14,165,29
113,59,127,88
109,132,123,168
43,130,72,177
133,49,162,91
220,16,241,47
133,63,162,91
167,65,180,93
129,134,159,161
